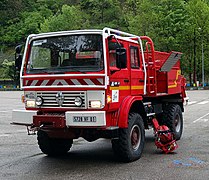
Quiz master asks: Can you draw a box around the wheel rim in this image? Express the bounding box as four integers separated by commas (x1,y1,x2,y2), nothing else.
130,125,141,151
174,114,181,133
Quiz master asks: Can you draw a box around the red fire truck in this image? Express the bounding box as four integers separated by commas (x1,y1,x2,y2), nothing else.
12,28,187,162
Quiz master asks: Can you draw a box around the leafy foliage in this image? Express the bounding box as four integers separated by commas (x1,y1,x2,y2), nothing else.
40,5,87,32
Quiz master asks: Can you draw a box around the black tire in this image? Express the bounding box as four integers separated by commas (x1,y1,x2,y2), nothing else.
37,130,73,156
112,113,145,162
162,104,183,140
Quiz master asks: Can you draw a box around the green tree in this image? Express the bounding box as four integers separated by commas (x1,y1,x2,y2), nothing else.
1,7,52,46
184,0,209,84
40,5,88,32
152,0,187,52
1,59,15,80
80,0,128,29
125,0,157,36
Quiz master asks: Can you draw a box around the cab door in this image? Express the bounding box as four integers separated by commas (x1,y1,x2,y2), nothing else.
130,45,144,95
108,41,130,110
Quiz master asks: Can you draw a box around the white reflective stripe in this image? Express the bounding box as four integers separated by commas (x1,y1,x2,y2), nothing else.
71,79,81,85
41,80,49,86
22,73,105,78
31,80,38,86
52,80,58,85
84,79,94,85
61,80,68,85
22,85,105,89
97,78,103,84
52,79,68,85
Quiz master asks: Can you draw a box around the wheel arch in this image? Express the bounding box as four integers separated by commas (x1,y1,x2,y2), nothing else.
117,96,146,128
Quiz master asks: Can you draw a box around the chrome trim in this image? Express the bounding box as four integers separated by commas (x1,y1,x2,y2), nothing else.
36,91,87,108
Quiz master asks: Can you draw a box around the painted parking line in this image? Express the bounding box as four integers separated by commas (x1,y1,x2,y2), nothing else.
0,134,10,137
197,101,209,105
188,101,197,105
188,100,209,105
0,111,9,113
193,112,209,123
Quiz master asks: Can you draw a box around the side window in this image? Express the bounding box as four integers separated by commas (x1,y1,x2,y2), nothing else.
130,46,140,69
109,50,116,67
108,41,123,67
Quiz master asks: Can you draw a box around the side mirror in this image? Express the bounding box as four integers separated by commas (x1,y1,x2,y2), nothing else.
116,48,127,69
15,45,23,71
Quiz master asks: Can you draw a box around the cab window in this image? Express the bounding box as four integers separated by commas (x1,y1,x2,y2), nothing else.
130,46,140,69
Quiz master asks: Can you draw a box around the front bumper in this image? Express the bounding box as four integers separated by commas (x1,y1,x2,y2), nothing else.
12,110,106,127
12,109,37,124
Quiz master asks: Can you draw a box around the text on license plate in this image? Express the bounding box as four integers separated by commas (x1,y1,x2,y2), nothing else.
73,116,97,122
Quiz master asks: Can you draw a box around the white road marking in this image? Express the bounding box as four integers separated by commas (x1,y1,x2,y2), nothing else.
0,130,26,138
193,113,209,123
188,101,197,105
0,134,9,137
0,111,8,113
198,101,209,105
202,119,209,122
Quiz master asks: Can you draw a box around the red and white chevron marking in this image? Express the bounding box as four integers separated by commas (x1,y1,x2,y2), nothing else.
24,78,104,86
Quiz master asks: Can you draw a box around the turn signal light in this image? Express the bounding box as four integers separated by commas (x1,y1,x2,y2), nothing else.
107,95,112,104
21,94,25,103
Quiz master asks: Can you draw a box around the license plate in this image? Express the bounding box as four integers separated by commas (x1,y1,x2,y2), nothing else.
73,116,96,122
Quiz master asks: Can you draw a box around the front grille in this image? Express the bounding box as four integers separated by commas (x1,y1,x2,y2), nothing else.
37,91,86,108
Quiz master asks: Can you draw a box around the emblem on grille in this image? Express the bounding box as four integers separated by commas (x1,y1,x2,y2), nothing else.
55,92,64,106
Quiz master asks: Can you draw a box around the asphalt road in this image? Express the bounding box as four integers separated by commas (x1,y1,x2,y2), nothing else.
0,90,209,180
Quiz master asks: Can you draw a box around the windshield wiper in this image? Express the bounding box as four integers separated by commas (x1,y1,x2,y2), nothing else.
59,66,86,74
69,67,86,74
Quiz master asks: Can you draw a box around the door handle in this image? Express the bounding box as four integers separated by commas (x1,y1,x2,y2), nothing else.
124,79,129,83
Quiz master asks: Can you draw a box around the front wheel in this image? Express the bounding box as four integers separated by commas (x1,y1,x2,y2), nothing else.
37,130,73,156
112,113,145,162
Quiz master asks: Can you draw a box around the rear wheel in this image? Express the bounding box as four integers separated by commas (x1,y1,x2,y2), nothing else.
37,130,73,156
112,113,145,162
162,104,183,140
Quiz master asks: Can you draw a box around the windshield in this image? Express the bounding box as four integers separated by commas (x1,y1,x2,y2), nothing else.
26,34,103,74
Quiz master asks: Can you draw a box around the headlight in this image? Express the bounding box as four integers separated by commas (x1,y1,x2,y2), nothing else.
89,100,102,108
75,97,83,107
36,96,43,106
26,100,36,107
87,90,105,109
25,91,36,107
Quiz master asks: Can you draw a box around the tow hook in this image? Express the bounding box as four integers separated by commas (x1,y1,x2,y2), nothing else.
152,118,178,153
